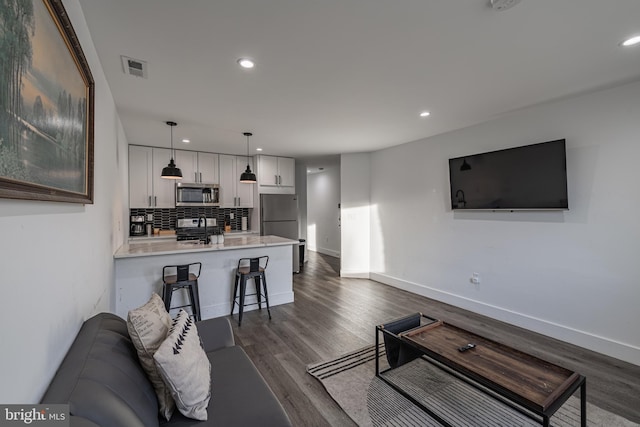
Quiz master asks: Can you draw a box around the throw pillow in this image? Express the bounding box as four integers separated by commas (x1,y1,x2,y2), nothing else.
154,309,211,421
127,293,176,420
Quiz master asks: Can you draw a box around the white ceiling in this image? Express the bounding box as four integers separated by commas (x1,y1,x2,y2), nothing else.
78,0,640,159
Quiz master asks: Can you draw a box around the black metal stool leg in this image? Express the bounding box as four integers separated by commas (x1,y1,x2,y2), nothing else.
163,284,172,313
185,285,195,320
192,281,201,321
186,284,200,321
255,275,262,309
231,274,239,316
238,276,247,326
261,271,271,319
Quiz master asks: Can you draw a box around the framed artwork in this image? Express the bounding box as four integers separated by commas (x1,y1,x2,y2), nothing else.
0,0,95,204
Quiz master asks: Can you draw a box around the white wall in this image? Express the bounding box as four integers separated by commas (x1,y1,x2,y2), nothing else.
0,0,128,402
307,162,341,257
340,153,371,277
367,80,640,365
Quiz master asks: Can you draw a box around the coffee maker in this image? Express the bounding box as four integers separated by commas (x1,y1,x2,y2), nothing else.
130,215,145,236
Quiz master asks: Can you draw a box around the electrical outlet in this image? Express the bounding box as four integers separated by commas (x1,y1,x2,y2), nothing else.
470,272,480,284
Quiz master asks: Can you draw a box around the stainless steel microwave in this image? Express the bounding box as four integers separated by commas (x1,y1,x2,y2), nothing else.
175,183,220,207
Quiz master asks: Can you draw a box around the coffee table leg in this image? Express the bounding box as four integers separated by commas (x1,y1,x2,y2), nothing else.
375,327,380,376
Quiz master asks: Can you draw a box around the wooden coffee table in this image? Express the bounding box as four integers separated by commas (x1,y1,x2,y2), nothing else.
375,315,586,427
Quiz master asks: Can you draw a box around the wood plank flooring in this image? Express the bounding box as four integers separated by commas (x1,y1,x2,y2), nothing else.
229,251,640,426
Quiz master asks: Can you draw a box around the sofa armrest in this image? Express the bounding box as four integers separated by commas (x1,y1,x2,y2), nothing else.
196,317,235,352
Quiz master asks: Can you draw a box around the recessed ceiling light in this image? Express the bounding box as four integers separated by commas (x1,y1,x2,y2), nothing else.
237,58,255,69
419,111,430,117
621,35,640,47
182,139,190,143
256,148,263,151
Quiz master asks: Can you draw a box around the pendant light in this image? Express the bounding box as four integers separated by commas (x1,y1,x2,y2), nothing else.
239,132,257,183
161,121,182,179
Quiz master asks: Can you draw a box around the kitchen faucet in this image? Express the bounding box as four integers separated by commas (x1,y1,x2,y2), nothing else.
198,214,209,244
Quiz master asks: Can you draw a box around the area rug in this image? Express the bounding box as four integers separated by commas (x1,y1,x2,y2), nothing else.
307,345,638,427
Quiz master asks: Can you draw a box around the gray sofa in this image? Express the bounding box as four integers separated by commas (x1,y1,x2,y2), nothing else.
41,313,291,427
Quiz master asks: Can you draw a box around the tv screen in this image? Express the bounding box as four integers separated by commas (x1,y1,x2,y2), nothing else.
449,139,568,210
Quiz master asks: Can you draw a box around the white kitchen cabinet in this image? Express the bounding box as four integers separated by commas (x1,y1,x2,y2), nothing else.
257,155,295,193
129,145,175,208
152,148,176,208
219,154,254,208
197,152,219,184
174,150,198,183
174,150,219,184
129,145,152,208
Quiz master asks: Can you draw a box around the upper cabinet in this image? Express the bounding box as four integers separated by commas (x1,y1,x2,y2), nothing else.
174,150,219,184
129,145,175,208
219,154,254,208
257,155,295,194
197,152,219,184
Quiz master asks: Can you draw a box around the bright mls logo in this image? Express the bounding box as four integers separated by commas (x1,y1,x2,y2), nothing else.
0,405,68,426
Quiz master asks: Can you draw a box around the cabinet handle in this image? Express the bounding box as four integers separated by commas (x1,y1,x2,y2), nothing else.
199,172,202,182
148,196,152,207
279,175,282,185
154,196,157,207
195,172,198,182
237,197,240,206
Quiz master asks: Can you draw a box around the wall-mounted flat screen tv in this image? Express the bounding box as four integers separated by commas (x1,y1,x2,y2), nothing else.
449,139,568,210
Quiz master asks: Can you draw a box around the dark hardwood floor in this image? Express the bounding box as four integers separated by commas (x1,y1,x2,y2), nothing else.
229,251,640,426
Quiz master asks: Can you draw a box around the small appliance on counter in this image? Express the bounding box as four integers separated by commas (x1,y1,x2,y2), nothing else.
130,215,145,236
176,217,220,242
145,213,154,236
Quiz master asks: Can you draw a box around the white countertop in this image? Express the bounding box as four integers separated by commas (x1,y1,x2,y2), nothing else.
115,235,297,259
128,230,258,243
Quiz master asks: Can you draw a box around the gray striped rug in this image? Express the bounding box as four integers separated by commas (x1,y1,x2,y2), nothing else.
307,345,638,427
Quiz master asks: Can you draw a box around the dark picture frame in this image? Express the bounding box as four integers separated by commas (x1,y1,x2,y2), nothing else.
0,0,95,204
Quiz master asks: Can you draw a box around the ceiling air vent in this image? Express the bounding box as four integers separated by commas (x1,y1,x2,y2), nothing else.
121,56,148,78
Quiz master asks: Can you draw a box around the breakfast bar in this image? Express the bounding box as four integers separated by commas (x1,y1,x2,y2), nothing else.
114,235,297,320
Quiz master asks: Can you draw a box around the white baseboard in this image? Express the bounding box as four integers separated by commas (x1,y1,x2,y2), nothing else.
340,270,370,279
315,247,340,258
370,272,640,366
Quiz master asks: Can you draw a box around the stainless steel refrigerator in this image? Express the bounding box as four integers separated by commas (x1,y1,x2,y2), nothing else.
260,194,300,273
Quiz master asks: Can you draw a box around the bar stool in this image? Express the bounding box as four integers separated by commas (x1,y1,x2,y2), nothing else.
162,262,202,321
230,256,271,326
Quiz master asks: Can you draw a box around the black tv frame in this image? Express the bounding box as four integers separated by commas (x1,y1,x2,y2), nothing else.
448,139,569,211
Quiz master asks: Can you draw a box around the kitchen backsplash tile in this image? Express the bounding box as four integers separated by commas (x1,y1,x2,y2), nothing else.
130,207,251,231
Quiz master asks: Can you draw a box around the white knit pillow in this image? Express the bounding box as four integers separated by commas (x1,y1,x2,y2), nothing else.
126,293,175,420
154,309,211,421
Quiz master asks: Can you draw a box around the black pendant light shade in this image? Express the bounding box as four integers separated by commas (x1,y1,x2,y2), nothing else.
161,121,182,179
239,132,256,183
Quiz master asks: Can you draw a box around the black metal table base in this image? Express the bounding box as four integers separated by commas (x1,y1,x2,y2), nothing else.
375,322,586,427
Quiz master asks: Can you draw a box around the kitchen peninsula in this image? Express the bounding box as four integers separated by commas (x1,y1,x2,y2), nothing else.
114,235,297,320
